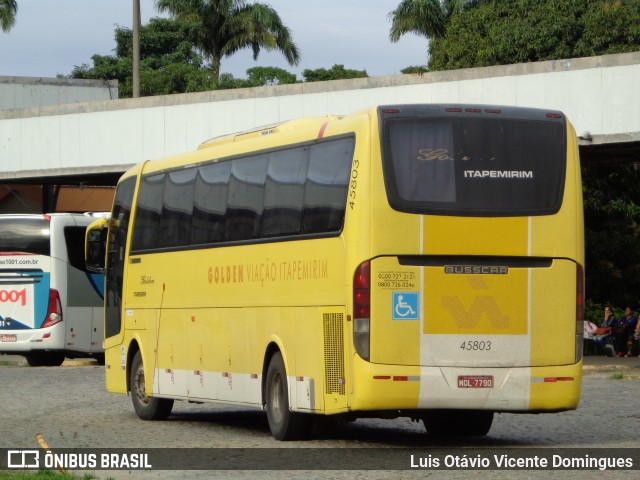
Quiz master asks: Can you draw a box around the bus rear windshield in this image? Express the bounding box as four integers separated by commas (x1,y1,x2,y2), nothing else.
381,115,566,216
0,218,50,256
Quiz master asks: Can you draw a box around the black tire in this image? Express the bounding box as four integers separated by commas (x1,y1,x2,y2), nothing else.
94,354,105,366
129,351,173,420
422,410,493,437
25,352,65,367
265,352,311,440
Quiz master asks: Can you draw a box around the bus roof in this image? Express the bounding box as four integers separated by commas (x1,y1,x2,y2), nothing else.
197,116,343,150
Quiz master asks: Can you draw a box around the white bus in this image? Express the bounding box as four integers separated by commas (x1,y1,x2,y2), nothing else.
0,213,106,366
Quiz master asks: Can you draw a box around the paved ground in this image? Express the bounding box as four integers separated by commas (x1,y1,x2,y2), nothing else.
2,353,640,376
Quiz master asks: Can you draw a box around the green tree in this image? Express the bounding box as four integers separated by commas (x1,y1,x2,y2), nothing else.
154,0,300,87
427,0,640,71
70,17,206,97
302,64,367,82
0,0,17,32
582,163,640,308
388,0,474,42
217,66,298,89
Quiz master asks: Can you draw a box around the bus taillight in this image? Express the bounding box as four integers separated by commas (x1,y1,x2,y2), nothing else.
42,289,63,328
575,264,585,362
353,261,370,361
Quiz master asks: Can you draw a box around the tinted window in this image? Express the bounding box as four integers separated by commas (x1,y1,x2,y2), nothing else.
226,154,268,241
382,115,566,216
161,169,196,248
304,139,352,232
131,174,164,250
263,147,307,237
64,226,87,271
106,177,136,338
0,218,50,255
131,135,354,251
192,162,231,245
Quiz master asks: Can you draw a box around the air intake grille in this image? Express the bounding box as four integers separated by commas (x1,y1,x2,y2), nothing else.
323,313,345,395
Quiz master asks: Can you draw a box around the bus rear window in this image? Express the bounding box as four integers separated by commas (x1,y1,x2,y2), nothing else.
0,218,50,255
381,115,566,216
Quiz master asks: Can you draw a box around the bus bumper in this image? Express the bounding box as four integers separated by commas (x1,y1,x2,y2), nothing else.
349,355,582,413
0,323,65,353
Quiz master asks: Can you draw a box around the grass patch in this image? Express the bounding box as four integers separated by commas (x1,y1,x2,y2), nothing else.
0,471,97,480
610,372,624,380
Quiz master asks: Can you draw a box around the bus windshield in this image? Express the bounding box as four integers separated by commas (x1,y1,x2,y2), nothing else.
0,218,50,255
381,110,566,216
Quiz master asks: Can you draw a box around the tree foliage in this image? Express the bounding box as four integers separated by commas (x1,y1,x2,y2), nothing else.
217,66,298,89
302,64,368,82
0,0,17,32
388,0,474,42
582,163,640,308
428,0,640,70
154,0,300,87
69,17,209,97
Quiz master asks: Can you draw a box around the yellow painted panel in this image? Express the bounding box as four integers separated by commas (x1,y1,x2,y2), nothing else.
369,257,421,365
529,260,577,366
529,364,582,411
424,268,528,335
424,216,529,256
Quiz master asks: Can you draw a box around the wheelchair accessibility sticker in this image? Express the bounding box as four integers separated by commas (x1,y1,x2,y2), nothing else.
392,292,419,320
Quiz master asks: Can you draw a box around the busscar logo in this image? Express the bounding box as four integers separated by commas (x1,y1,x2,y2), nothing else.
444,265,508,275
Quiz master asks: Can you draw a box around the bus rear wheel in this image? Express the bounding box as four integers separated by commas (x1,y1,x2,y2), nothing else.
265,352,311,440
130,351,173,420
422,410,493,437
25,352,65,367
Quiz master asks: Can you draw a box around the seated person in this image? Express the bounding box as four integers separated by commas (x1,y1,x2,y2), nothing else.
592,305,615,348
613,306,638,357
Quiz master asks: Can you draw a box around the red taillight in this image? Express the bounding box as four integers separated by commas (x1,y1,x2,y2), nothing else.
42,289,63,328
353,261,370,319
576,265,584,322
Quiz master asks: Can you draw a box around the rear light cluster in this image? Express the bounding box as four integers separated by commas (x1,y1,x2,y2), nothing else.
575,264,585,362
353,261,371,361
42,289,63,328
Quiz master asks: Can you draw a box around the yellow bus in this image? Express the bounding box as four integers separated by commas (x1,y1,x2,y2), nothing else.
87,104,584,440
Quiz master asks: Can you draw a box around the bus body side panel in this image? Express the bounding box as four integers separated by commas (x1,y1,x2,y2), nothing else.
30,216,104,356
120,237,347,413
64,262,105,353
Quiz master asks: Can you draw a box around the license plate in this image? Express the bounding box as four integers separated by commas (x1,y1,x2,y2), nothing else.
0,334,17,342
457,375,494,388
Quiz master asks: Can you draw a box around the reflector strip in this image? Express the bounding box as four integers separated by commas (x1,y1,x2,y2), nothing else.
373,375,391,380
531,377,575,383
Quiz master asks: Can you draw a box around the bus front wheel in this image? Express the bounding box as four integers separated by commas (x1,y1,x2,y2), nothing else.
422,410,493,437
265,351,311,440
129,351,173,420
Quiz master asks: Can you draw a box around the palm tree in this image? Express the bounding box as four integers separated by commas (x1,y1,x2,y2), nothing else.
389,0,469,42
0,0,18,32
154,0,300,87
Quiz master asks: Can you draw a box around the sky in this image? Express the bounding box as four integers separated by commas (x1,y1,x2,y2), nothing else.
0,0,428,80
